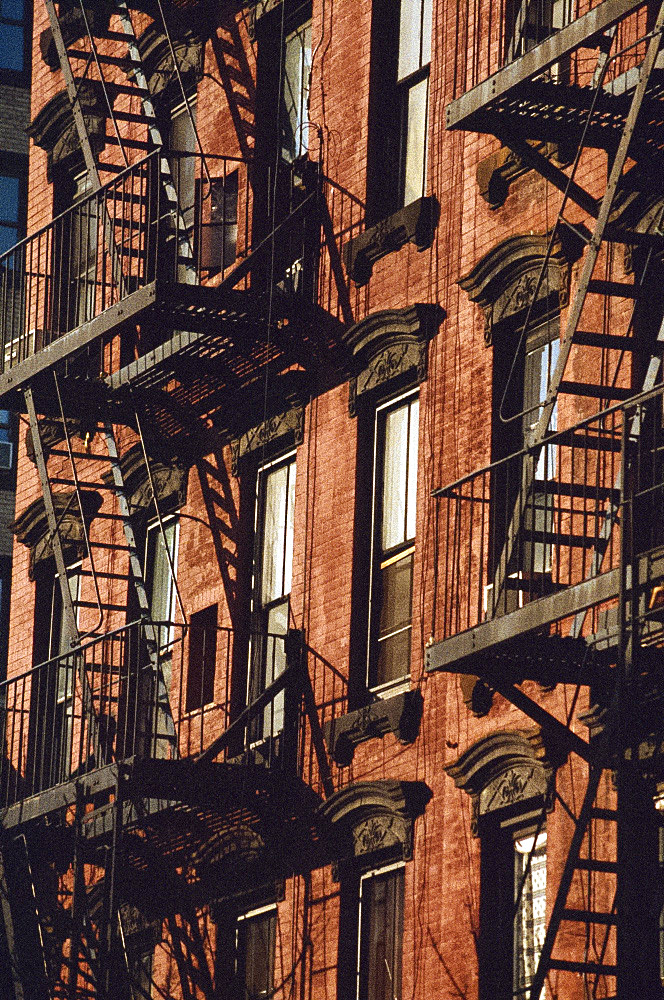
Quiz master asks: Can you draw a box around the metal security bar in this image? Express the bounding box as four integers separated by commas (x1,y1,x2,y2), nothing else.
433,386,664,641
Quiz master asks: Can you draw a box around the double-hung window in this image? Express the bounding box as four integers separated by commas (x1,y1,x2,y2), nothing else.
397,0,432,207
235,906,277,1000
249,454,296,740
281,19,312,162
0,173,20,257
368,394,419,691
0,0,26,75
513,832,547,998
358,866,404,1000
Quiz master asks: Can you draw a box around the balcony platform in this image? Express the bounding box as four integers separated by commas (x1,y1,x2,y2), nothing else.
426,543,664,680
445,0,664,154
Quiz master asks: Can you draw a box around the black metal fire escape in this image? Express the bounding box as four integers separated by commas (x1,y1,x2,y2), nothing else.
427,1,664,996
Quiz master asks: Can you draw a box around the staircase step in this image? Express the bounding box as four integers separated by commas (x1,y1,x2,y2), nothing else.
97,161,128,175
576,857,618,873
74,601,128,611
109,82,151,97
521,529,598,549
48,449,114,461
590,807,618,821
574,331,639,351
548,959,617,975
562,907,617,925
104,135,152,150
533,479,620,502
110,109,154,125
559,381,633,401
556,429,622,453
49,478,110,489
67,49,142,69
587,278,639,298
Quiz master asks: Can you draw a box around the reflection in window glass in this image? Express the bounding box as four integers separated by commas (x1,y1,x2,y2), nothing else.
403,78,429,216
0,23,23,71
0,174,19,255
513,833,547,998
396,0,432,206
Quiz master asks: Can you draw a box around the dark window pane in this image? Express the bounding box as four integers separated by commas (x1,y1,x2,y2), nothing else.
0,176,19,224
186,604,218,711
237,912,276,1000
359,870,404,1000
0,23,23,70
200,173,238,273
0,224,17,256
1,0,24,19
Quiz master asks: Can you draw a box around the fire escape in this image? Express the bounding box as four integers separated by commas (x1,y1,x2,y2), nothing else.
426,0,664,997
0,1,358,997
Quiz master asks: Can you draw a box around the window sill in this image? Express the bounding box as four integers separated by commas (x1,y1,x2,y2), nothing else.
343,196,439,286
323,689,423,766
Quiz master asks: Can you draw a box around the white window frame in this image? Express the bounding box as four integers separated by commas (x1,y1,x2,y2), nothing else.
357,861,406,1000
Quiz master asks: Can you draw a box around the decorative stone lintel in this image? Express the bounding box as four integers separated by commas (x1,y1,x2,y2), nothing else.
11,490,103,578
318,779,432,869
446,728,561,836
40,6,111,71
344,304,445,415
343,196,440,287
135,21,206,100
101,443,189,514
324,690,423,766
28,84,106,179
231,406,305,476
459,230,584,346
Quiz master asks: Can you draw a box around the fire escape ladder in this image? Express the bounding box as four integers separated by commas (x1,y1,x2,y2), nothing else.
490,4,664,611
528,761,618,999
42,0,196,283
0,836,50,1000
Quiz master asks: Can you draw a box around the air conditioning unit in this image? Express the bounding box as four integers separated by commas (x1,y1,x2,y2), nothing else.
483,572,525,619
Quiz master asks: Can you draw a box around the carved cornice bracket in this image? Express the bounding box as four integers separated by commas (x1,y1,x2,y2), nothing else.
343,196,440,286
29,83,107,179
324,690,423,766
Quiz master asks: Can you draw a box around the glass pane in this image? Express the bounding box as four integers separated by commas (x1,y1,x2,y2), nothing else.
147,521,176,622
398,0,422,80
0,175,19,224
360,870,404,1000
382,405,409,551
403,77,428,207
0,23,23,70
379,552,414,639
0,224,17,256
406,399,419,540
260,460,295,606
282,21,312,160
422,0,433,65
1,0,24,19
514,833,547,996
263,599,288,733
240,912,276,1000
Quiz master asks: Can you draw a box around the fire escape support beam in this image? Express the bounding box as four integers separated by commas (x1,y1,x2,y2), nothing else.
445,0,648,129
493,128,599,218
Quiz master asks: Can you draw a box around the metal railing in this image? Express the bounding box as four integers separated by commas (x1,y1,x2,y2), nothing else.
0,149,364,381
433,384,664,641
0,619,325,809
454,0,650,97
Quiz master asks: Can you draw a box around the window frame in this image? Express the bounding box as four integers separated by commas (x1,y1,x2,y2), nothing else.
235,903,277,1000
0,0,30,84
248,450,296,741
356,862,405,1000
367,390,419,694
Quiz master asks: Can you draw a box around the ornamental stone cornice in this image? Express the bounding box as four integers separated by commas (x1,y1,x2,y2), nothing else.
135,20,207,100
446,729,561,835
318,779,431,866
11,490,103,577
459,230,584,345
101,443,189,514
28,84,107,178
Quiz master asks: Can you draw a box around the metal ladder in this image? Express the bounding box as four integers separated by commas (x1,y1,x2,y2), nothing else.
24,372,177,758
491,3,664,610
42,0,197,282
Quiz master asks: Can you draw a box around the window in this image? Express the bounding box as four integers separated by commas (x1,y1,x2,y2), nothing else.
0,410,13,469
281,19,312,162
367,0,432,221
199,171,238,274
28,565,80,791
479,824,547,1000
368,394,418,691
167,99,197,283
505,0,572,63
249,454,295,740
186,603,218,712
0,174,20,256
0,0,26,74
236,907,277,1000
358,866,404,1000
513,833,547,998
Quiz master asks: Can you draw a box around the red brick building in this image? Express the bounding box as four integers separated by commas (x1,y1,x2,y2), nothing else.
0,0,663,998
